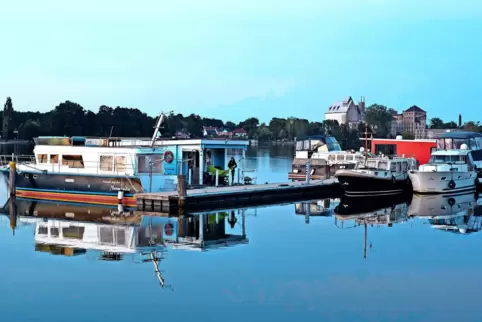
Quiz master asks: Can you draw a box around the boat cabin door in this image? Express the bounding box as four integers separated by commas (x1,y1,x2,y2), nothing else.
183,150,200,185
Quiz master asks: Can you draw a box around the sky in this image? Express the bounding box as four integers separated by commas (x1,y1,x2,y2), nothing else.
0,0,481,123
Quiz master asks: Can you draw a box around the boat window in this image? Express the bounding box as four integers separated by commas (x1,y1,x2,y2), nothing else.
476,138,482,149
62,226,85,239
336,154,345,161
38,226,48,235
115,156,127,172
367,160,377,168
37,154,48,163
296,141,304,151
99,227,114,244
328,155,335,161
390,162,397,172
100,155,114,171
50,227,59,237
318,144,329,152
374,144,396,155
355,155,364,162
62,155,84,168
303,140,310,150
346,155,354,161
378,161,388,170
137,154,163,174
50,154,59,164
401,161,408,172
429,155,466,164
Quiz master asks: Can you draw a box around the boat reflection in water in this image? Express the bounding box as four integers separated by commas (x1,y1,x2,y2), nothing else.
294,198,340,223
2,199,248,288
408,192,482,234
334,194,411,259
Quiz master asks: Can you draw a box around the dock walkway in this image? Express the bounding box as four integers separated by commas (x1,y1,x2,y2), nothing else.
135,179,340,213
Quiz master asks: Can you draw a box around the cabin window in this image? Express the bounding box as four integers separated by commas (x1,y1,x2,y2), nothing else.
328,155,336,161
115,156,127,172
375,144,396,155
401,162,409,172
367,160,377,168
38,226,48,235
62,226,85,239
336,154,345,161
100,155,114,171
37,154,48,163
378,161,388,170
62,155,84,168
390,162,397,172
137,154,163,174
50,154,59,164
50,227,59,237
296,141,303,151
303,140,310,150
346,155,354,161
476,138,482,149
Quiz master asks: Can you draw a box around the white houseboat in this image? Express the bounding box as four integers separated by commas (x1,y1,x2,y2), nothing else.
288,135,368,180
0,115,249,206
408,131,482,194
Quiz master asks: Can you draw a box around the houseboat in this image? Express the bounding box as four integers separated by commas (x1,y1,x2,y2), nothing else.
0,114,249,207
334,156,417,197
288,135,368,180
408,131,482,194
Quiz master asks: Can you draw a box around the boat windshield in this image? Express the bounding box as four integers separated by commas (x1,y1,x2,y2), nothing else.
436,138,478,150
429,155,466,164
315,137,342,152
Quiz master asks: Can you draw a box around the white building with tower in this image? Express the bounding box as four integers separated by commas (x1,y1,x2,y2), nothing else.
324,96,366,128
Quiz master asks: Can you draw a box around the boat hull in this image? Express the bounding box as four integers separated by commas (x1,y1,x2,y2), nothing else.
408,170,477,194
1,170,142,207
335,170,411,197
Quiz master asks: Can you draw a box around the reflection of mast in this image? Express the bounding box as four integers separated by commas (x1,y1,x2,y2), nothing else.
363,222,367,260
141,249,173,290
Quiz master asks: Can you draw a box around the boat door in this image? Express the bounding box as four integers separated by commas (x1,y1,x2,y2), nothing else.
183,150,200,185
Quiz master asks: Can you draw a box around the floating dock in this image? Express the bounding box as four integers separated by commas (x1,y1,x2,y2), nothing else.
135,179,340,213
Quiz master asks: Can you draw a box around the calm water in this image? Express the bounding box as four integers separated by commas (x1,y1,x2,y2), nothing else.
1,143,482,322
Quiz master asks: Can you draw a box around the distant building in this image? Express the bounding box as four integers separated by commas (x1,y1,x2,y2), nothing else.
202,126,220,137
324,96,365,128
232,128,247,137
390,105,427,139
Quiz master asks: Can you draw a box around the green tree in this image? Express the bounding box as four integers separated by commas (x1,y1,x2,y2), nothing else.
224,121,235,130
429,117,445,129
238,117,259,138
268,118,286,140
256,124,272,141
364,104,394,138
444,121,458,128
401,131,414,140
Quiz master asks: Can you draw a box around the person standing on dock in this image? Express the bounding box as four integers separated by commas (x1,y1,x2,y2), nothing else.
228,156,237,183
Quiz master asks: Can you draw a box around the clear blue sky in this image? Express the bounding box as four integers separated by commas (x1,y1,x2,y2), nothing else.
0,0,481,124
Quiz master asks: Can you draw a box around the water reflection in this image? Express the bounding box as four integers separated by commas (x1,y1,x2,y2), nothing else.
1,199,249,289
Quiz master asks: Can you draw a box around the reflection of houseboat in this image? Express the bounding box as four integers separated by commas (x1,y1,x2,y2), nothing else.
295,198,339,216
407,192,479,218
288,135,364,180
0,114,249,207
428,211,482,234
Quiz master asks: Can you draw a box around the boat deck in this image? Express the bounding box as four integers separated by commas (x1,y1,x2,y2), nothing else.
135,179,340,213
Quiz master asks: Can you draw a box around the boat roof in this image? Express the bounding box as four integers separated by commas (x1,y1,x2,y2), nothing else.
431,149,470,156
438,131,482,139
296,135,336,141
33,136,249,148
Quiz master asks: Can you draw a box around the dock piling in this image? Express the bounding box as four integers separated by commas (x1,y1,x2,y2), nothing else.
305,160,311,184
177,174,187,211
9,161,16,196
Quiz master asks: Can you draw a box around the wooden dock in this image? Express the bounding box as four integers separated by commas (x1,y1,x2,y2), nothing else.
135,179,341,213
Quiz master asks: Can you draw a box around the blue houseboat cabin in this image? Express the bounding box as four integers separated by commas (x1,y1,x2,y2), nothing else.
0,135,248,207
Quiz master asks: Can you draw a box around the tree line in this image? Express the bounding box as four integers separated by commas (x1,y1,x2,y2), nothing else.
2,97,480,150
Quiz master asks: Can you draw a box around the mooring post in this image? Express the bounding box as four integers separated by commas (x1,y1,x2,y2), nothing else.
9,161,16,197
305,159,311,184
177,174,187,211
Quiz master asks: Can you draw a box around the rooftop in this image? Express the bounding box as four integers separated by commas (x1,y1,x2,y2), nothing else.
404,105,426,113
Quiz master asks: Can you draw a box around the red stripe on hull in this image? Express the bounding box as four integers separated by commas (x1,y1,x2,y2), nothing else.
16,190,137,207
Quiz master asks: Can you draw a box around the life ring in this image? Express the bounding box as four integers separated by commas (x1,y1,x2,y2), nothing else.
448,198,455,206
164,223,174,236
448,179,456,189
164,150,174,163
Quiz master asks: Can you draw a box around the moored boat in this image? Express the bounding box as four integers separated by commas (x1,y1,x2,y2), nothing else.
408,131,482,194
335,156,417,197
0,114,249,207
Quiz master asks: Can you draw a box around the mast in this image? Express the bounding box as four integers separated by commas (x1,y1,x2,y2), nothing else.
150,113,166,148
